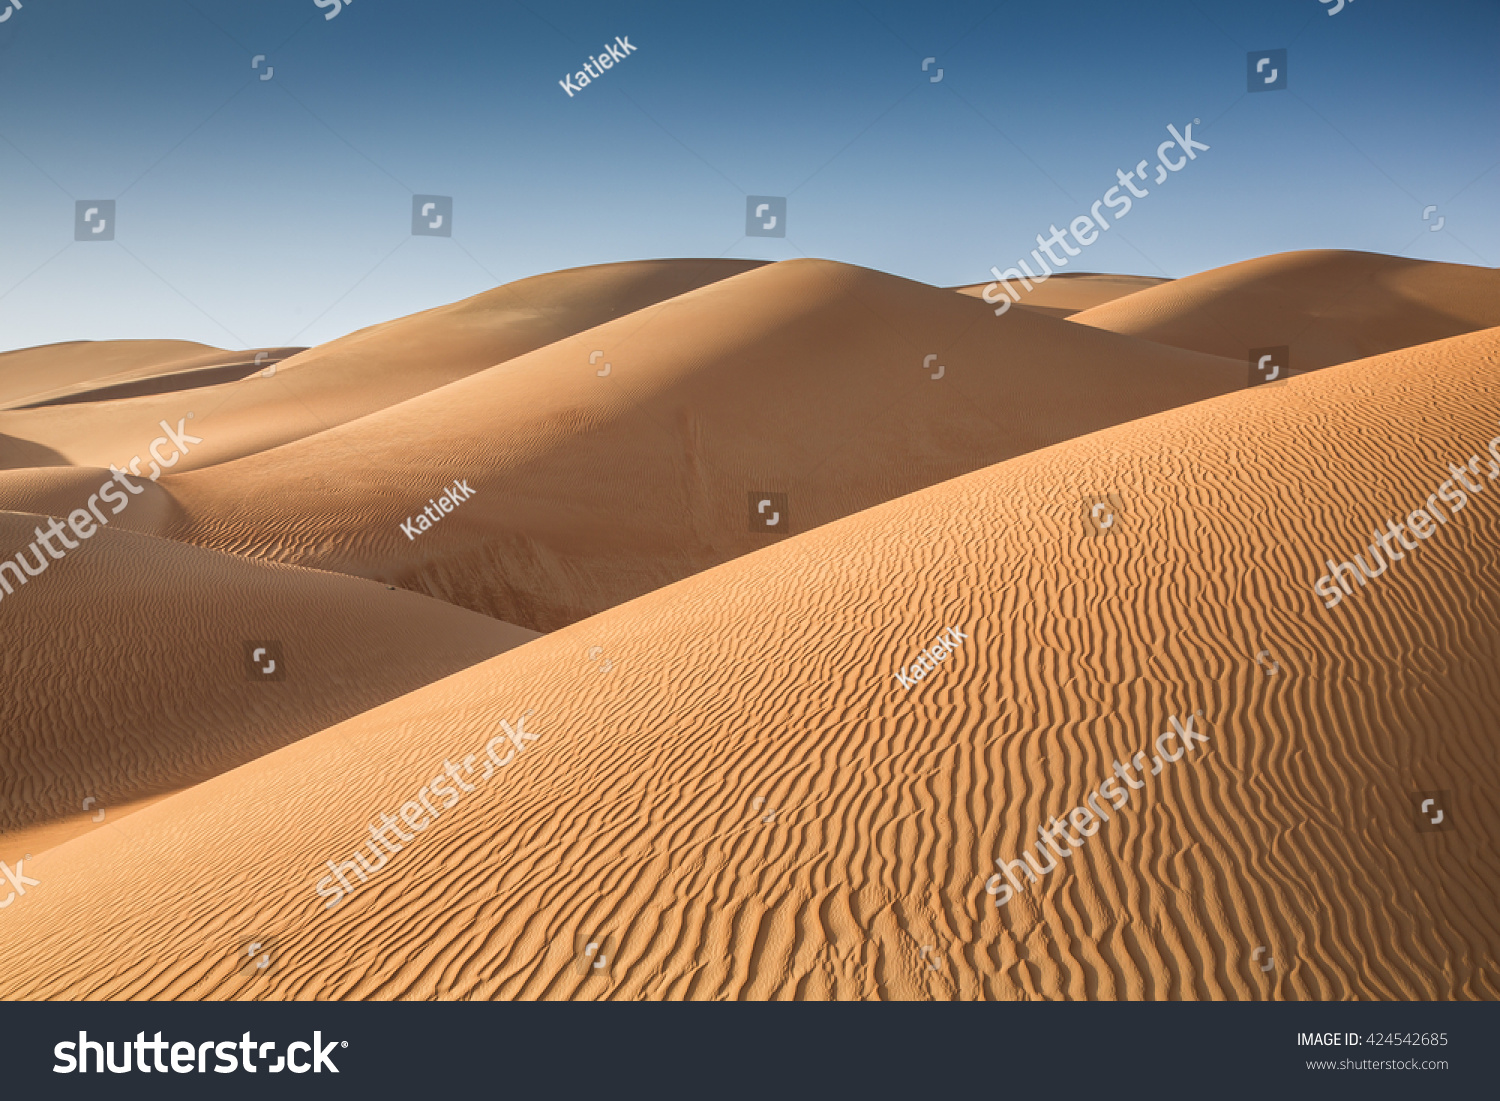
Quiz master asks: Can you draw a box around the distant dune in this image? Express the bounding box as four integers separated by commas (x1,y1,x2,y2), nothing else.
0,514,534,866
9,347,306,410
1069,250,1500,369
1,324,1495,1000
0,259,765,473
952,272,1170,317
157,258,1241,631
0,339,234,407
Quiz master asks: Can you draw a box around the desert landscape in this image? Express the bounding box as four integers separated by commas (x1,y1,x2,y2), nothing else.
1,249,1498,1000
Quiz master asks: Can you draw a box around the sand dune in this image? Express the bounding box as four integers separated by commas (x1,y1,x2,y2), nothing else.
10,347,305,410
0,339,233,407
0,259,765,473
1070,249,1500,370
0,513,535,866
3,325,1495,1001
952,272,1169,317
159,258,1243,631
0,467,184,534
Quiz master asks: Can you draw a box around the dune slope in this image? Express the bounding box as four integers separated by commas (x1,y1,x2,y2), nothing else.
2,326,1495,1001
0,259,766,473
10,347,305,410
0,514,535,863
161,258,1244,631
0,340,234,407
1069,249,1500,370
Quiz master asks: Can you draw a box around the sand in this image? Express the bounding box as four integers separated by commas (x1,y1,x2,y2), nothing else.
0,259,765,473
2,250,1494,1002
0,322,1494,1000
0,339,239,407
156,258,1242,631
0,514,535,866
952,272,1170,317
1069,249,1500,369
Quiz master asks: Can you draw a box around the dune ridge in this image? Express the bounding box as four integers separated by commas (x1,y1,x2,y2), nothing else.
1069,249,1500,369
0,340,237,407
952,272,1169,317
157,258,1244,631
0,259,765,473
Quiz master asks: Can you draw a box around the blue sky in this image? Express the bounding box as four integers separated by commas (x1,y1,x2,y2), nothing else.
0,0,1495,352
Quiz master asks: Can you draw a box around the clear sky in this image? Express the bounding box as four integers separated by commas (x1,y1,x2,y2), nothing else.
0,0,1495,353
